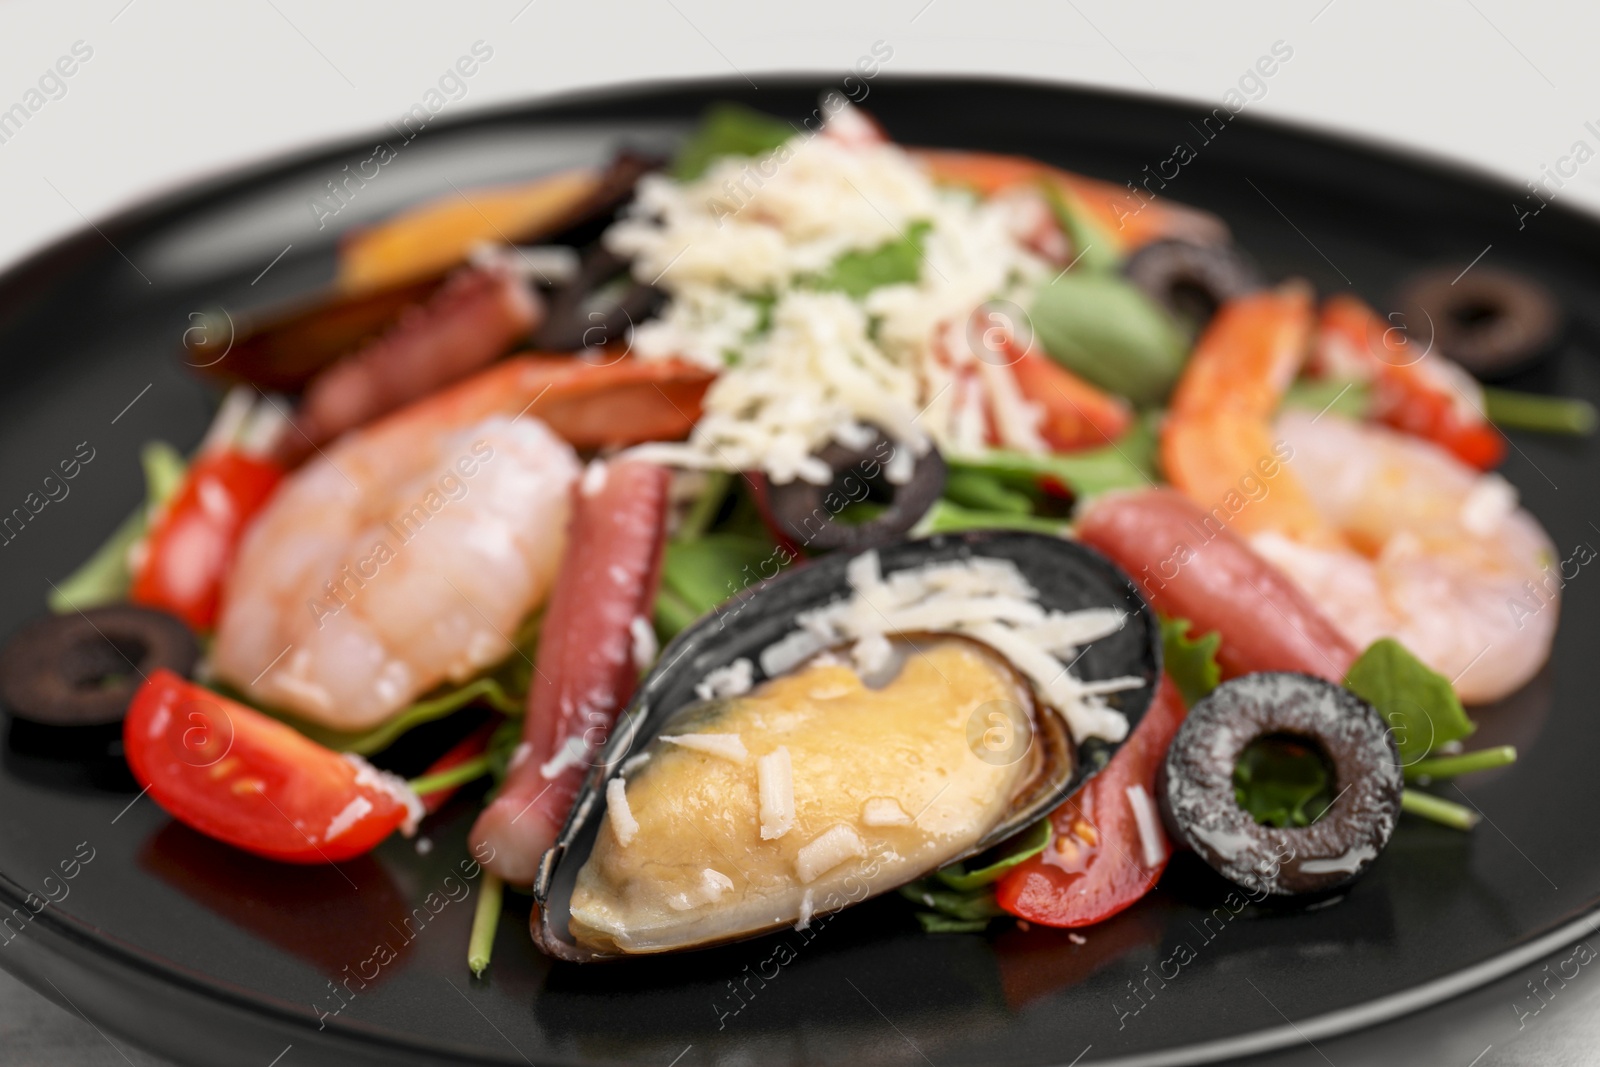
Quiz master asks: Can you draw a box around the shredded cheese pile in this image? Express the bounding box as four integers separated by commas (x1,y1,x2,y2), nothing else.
752,552,1138,742
609,108,1055,484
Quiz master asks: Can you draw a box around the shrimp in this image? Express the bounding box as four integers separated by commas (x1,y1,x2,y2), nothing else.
212,355,712,730
1161,287,1558,704
1256,409,1556,704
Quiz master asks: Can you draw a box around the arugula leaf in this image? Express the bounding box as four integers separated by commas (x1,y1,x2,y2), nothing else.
935,819,1051,892
941,467,1035,515
898,879,1007,922
275,675,523,756
656,532,783,640
915,913,993,934
673,103,794,181
915,500,1067,537
1343,637,1475,766
1161,617,1221,708
1234,735,1334,828
49,441,187,612
1282,378,1372,420
946,417,1158,504
814,221,931,298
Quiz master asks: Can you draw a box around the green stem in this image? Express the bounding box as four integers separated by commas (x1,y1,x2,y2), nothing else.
468,872,504,978
675,470,731,542
1482,388,1598,436
1400,788,1481,830
1405,745,1517,782
407,755,493,796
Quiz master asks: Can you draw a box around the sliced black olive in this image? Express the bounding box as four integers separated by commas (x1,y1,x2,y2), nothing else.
1159,672,1402,897
762,431,946,551
1122,240,1263,337
0,607,200,726
533,245,664,352
1398,266,1561,379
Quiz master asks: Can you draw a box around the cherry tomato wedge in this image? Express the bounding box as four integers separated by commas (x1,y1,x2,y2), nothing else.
124,670,416,864
130,451,284,631
996,677,1186,928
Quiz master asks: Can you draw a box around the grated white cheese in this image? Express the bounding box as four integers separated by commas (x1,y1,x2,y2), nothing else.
660,732,749,763
861,797,911,827
630,615,658,672
694,657,755,701
342,753,424,837
776,551,1135,743
667,867,735,912
580,459,609,497
1127,783,1165,869
757,746,796,840
796,888,816,931
609,103,1053,485
795,823,867,883
324,795,374,842
606,777,639,847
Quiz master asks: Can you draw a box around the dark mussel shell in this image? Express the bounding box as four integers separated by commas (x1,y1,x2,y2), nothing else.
532,530,1162,961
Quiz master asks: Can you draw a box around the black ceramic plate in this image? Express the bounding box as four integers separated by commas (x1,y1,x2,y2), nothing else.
1,77,1597,1067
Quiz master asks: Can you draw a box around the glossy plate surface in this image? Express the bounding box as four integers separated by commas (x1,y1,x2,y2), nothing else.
0,77,1596,1066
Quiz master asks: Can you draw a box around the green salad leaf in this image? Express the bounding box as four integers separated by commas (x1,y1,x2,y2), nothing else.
814,220,932,298
275,675,523,756
1282,378,1372,420
940,467,1035,515
1042,182,1123,273
915,500,1067,537
656,531,783,640
1160,617,1221,708
1029,272,1188,407
673,103,794,181
49,441,187,612
946,418,1157,504
1233,735,1334,828
935,819,1052,892
1343,637,1475,766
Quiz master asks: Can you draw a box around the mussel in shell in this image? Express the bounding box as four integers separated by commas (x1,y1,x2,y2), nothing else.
532,531,1161,961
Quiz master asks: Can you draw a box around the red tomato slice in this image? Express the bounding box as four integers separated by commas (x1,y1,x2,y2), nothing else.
123,670,415,863
996,676,1186,927
131,451,284,631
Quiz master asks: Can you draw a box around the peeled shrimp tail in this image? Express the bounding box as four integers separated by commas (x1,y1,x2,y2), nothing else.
473,460,671,884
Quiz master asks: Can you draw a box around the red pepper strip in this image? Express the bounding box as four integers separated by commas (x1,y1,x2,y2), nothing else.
1005,344,1133,452
1076,488,1358,683
470,460,671,884
415,719,501,815
124,670,412,864
1315,294,1505,471
130,451,284,631
996,677,1186,927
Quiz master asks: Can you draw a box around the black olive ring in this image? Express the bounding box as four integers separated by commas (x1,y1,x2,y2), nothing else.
1398,266,1561,379
1158,672,1403,897
1122,239,1263,335
0,606,200,726
763,431,946,552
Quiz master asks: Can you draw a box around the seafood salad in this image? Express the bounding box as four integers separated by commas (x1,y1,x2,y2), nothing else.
8,98,1593,974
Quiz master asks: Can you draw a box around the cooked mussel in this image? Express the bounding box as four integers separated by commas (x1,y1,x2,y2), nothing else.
532,531,1161,961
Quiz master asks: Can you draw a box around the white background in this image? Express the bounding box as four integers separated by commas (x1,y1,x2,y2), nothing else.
1,0,1599,273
